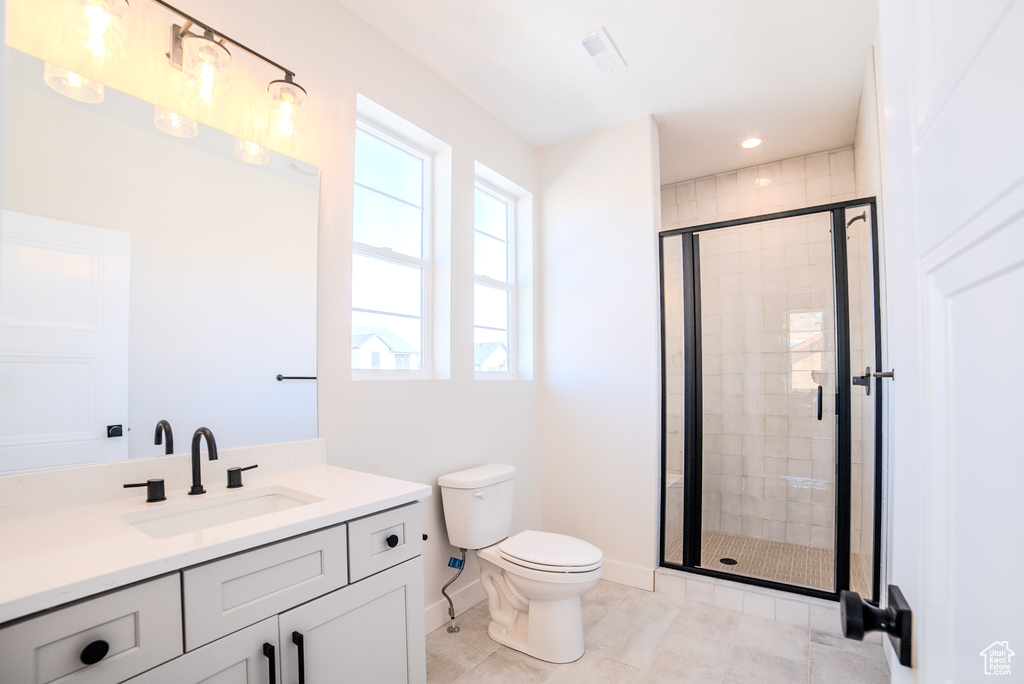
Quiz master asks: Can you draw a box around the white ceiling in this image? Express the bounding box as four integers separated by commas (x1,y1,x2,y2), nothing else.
334,0,878,185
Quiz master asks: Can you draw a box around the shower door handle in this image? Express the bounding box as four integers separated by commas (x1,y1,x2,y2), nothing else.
817,386,823,420
852,366,872,395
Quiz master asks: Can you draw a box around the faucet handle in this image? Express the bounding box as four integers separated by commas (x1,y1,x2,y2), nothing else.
124,479,166,503
227,464,258,489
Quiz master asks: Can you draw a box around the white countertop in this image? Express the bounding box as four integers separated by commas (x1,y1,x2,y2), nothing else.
0,465,431,623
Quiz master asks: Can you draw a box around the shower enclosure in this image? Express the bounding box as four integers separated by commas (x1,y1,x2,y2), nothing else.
660,198,882,602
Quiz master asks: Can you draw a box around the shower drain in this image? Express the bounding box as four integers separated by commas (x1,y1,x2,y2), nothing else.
719,557,738,565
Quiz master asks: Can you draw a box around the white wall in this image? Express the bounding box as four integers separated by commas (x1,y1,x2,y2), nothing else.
539,116,662,590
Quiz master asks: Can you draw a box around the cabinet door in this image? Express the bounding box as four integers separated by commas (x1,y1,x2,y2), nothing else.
125,617,279,684
279,556,425,684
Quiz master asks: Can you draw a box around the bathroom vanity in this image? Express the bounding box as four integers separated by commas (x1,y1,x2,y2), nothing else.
0,451,430,684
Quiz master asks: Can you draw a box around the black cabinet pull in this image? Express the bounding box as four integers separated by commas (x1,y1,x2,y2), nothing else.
262,642,276,684
817,385,823,421
292,631,305,684
80,639,110,665
386,534,400,548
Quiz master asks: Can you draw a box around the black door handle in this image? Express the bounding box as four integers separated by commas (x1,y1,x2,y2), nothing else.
841,586,912,667
292,631,305,684
817,385,823,421
386,534,400,548
263,642,276,684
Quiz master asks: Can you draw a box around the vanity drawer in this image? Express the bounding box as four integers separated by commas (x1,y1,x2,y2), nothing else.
0,574,182,684
348,502,423,582
183,524,348,651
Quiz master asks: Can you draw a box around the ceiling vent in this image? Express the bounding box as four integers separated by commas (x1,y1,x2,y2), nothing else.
574,28,626,74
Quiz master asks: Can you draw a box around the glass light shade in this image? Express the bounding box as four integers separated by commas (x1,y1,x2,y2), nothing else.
234,137,270,165
64,0,130,70
154,106,198,138
43,62,104,103
266,79,307,141
181,32,231,111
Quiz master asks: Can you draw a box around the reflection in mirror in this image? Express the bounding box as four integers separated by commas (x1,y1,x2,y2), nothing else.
0,47,319,473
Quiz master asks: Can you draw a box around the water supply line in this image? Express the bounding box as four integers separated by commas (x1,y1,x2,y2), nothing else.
441,548,467,633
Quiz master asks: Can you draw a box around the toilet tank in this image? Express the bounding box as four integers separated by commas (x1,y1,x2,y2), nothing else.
438,464,516,550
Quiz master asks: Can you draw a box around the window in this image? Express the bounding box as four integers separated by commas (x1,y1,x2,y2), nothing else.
474,185,514,375
351,124,430,372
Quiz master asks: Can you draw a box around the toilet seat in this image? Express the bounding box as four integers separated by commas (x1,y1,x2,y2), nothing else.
498,531,603,573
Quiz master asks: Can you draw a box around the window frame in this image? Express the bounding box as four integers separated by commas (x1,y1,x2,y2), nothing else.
473,181,516,379
352,120,433,379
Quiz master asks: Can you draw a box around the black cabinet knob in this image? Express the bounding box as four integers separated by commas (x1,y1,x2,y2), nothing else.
386,534,400,548
80,639,110,665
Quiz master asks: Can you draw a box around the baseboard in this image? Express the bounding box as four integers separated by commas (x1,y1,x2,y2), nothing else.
424,579,487,633
601,559,655,591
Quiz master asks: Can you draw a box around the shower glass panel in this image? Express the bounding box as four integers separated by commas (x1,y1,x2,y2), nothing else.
695,213,837,593
845,204,879,598
661,234,686,565
660,197,881,601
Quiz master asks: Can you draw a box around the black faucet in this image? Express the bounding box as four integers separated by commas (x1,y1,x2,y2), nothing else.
154,420,174,455
189,427,218,495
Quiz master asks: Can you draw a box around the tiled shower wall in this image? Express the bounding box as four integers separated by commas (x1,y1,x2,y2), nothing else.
662,147,861,550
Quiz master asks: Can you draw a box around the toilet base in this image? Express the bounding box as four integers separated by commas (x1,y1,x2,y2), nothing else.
486,595,585,664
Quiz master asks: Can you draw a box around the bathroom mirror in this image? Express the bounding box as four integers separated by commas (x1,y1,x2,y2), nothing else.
0,47,319,473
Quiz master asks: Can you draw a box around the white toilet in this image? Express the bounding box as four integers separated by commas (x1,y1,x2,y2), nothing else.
438,464,602,664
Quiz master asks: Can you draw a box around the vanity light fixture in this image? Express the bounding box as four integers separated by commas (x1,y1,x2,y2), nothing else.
153,105,198,138
155,0,308,141
233,137,270,165
740,136,762,149
64,0,131,70
43,62,105,103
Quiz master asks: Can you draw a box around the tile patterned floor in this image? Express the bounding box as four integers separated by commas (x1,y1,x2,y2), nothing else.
426,580,890,684
664,531,872,595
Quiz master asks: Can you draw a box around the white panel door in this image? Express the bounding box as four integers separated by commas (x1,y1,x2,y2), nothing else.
877,0,1024,681
0,210,130,471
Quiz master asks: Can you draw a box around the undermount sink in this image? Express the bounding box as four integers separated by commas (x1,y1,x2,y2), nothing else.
121,486,323,539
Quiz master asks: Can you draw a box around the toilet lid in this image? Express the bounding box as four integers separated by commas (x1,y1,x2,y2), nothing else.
498,531,603,570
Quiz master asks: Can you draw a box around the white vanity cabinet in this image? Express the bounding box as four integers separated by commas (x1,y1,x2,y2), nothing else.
1,501,426,684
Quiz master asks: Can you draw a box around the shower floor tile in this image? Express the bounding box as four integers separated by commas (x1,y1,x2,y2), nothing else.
664,531,871,595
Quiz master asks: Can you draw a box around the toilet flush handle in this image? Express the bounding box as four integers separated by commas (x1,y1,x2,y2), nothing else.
473,491,487,499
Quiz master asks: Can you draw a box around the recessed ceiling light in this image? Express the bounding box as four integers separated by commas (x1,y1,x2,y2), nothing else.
740,137,762,149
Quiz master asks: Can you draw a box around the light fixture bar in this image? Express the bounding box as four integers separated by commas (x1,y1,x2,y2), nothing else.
150,0,297,80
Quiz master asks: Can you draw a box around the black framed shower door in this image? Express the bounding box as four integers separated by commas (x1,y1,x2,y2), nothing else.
658,198,883,603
